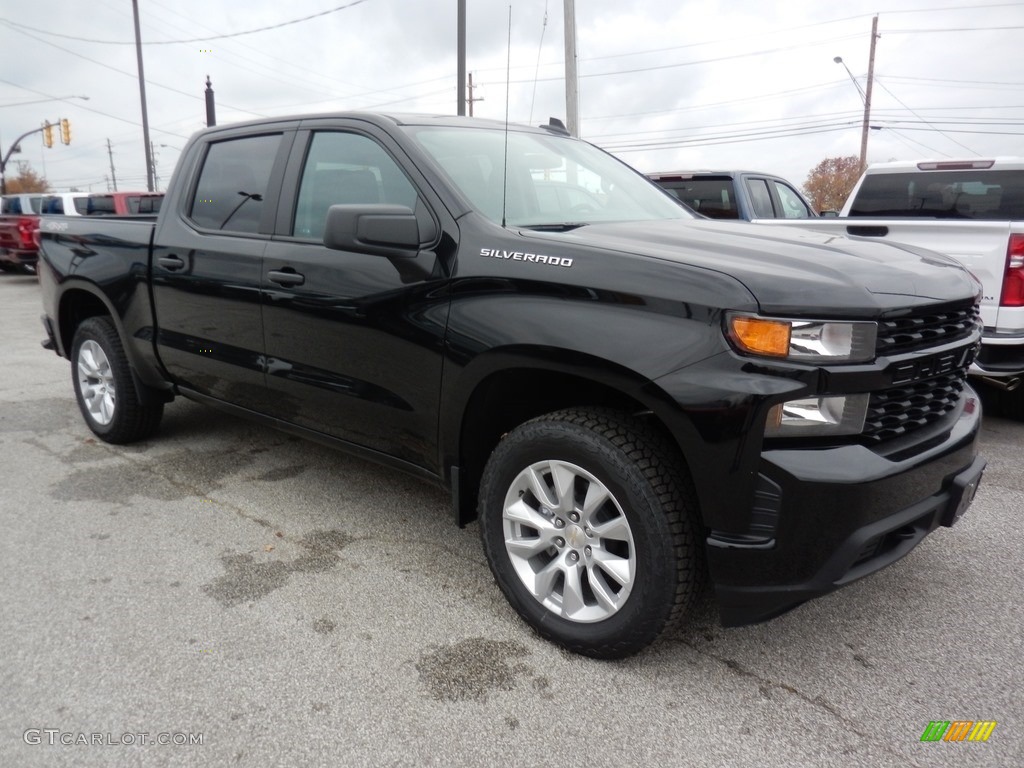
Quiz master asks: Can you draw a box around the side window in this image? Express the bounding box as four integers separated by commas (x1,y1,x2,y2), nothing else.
773,181,811,218
293,131,417,240
746,179,775,218
73,197,90,215
189,134,281,233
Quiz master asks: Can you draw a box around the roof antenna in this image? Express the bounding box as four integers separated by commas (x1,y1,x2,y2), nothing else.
501,5,512,229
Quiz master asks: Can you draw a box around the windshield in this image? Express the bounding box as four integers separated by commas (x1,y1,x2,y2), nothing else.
406,125,692,227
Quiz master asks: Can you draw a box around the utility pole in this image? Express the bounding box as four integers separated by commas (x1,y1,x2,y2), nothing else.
860,15,879,173
563,0,579,137
457,0,466,116
151,141,160,191
106,139,118,192
467,73,484,117
132,0,155,192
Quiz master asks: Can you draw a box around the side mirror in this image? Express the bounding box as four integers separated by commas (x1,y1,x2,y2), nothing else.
323,202,437,258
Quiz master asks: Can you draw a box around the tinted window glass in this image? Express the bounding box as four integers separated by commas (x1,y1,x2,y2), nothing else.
658,179,738,219
138,195,163,214
850,170,1024,219
87,196,117,215
73,197,89,214
41,197,64,214
746,179,775,218
293,132,417,240
773,181,811,218
189,134,281,233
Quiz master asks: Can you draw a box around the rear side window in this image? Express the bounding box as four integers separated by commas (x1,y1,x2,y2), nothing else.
746,179,775,218
41,197,64,214
189,134,281,233
87,196,116,215
135,195,163,214
850,170,1024,219
73,197,89,214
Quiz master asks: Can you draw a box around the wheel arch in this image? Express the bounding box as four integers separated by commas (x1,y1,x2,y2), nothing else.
57,282,172,404
444,348,706,527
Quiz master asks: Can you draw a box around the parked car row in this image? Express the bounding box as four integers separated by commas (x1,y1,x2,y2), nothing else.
0,190,164,273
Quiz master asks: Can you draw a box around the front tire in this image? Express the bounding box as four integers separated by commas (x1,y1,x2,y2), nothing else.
479,408,703,658
71,316,163,444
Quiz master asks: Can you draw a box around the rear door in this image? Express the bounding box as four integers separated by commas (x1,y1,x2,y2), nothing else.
150,128,293,410
260,121,451,470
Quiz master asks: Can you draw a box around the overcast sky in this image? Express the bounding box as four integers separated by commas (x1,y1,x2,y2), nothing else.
2,0,1022,194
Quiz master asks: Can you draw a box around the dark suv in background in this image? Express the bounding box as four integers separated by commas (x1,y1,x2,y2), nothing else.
647,170,818,220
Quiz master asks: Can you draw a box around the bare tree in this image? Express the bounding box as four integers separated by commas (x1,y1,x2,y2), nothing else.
5,161,51,194
803,156,860,213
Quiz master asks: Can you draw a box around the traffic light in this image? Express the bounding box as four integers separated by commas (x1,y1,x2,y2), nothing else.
60,118,71,145
43,121,54,148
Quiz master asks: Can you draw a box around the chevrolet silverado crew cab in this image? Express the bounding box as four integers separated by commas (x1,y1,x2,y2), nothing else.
753,158,1024,417
38,113,985,658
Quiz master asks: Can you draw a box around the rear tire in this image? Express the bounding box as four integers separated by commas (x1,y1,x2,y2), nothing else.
478,408,703,658
71,316,163,443
976,378,1024,421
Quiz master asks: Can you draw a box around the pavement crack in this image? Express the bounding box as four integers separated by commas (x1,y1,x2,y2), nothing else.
676,641,927,767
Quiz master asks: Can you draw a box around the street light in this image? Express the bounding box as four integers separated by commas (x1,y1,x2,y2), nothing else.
833,57,865,103
833,16,879,174
834,55,872,172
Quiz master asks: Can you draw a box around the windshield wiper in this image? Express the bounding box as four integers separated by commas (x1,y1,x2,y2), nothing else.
517,222,589,232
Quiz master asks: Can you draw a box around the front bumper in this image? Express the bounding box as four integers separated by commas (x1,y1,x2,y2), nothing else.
971,333,1024,377
709,389,984,626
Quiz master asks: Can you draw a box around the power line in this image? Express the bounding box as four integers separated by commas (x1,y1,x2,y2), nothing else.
886,25,1024,32
0,1,373,45
0,23,266,119
0,77,190,139
873,76,979,155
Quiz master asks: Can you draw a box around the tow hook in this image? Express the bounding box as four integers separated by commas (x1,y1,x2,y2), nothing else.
977,376,1021,391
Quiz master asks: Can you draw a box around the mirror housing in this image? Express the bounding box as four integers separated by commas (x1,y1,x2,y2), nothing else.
323,203,437,258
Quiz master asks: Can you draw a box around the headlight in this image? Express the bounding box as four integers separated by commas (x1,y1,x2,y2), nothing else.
727,314,877,363
765,393,869,438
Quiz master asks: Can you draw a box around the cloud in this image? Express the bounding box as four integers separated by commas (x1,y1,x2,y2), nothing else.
2,0,1020,192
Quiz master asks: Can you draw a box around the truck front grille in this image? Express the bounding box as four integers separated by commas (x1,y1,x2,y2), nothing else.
876,302,980,357
862,370,967,442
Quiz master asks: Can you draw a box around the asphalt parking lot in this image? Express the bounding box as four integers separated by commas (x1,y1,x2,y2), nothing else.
1,272,1021,768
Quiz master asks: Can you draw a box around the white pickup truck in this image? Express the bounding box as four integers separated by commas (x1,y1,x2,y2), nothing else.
753,158,1024,417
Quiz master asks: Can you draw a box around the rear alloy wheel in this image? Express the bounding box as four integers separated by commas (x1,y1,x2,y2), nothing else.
479,408,702,658
71,316,163,444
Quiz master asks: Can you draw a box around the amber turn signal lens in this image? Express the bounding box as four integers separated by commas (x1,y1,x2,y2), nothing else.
730,317,791,357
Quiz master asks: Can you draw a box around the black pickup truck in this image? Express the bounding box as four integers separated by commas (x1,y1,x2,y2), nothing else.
38,112,985,658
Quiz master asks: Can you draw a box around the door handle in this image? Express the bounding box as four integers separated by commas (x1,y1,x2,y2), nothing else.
268,269,305,286
157,255,185,270
845,225,889,238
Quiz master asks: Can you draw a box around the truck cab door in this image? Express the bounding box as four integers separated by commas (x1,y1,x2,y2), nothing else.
150,130,292,411
261,126,452,471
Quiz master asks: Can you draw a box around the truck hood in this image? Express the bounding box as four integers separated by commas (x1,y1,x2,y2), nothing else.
529,219,980,316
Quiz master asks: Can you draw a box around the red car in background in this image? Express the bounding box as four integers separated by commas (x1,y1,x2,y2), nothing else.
0,194,44,273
